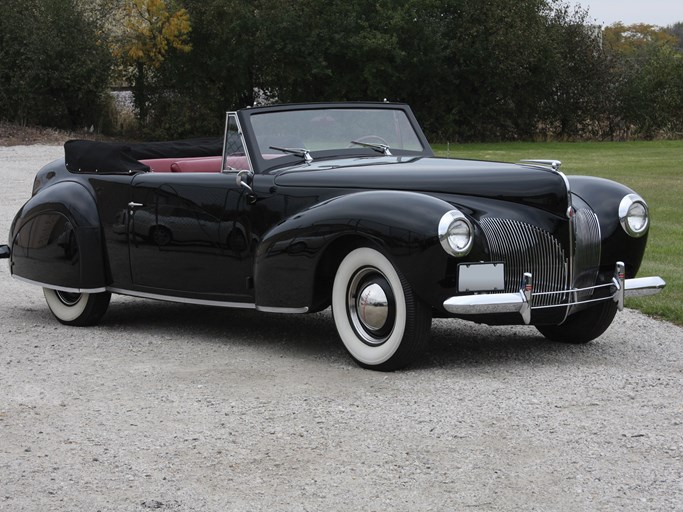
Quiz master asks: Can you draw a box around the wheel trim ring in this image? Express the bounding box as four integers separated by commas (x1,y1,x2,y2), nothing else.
347,268,396,346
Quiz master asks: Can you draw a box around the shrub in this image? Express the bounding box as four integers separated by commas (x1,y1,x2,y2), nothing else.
0,0,111,130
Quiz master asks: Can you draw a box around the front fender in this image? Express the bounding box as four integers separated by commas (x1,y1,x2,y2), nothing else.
254,190,458,310
569,175,648,277
9,180,107,290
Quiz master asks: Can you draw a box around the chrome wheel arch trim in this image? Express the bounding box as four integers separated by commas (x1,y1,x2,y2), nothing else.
12,275,107,294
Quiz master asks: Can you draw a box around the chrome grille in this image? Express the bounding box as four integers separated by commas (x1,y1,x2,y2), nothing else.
572,208,601,300
480,218,568,307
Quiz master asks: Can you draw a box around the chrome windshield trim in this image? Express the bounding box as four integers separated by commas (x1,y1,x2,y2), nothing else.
222,111,253,172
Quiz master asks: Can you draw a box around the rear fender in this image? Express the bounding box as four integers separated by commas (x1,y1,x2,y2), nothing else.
9,181,106,291
254,190,459,310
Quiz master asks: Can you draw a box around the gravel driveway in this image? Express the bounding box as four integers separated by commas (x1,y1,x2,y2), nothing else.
1,146,681,511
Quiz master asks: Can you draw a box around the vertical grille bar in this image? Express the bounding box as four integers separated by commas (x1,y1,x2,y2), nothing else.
480,218,568,307
572,208,601,299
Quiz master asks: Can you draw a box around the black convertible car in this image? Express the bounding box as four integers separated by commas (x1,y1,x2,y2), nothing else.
0,102,665,370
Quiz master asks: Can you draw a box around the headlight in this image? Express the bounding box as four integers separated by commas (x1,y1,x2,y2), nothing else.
619,194,649,238
439,209,473,256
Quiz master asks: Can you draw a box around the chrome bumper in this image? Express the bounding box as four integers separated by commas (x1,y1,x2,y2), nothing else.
443,261,666,325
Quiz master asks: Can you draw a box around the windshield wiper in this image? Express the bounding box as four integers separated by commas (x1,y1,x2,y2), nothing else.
270,146,313,163
350,140,392,156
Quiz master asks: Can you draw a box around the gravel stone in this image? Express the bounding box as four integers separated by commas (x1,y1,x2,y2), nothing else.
1,146,681,511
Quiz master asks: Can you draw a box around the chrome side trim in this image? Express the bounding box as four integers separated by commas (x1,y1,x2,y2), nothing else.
107,287,255,308
12,275,107,294
107,286,256,309
11,275,310,313
108,287,309,314
256,305,310,314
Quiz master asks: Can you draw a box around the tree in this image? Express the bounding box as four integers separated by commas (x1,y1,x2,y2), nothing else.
139,0,259,138
604,23,677,55
536,4,611,139
603,23,683,138
126,0,681,141
112,0,191,123
666,22,683,51
0,0,112,129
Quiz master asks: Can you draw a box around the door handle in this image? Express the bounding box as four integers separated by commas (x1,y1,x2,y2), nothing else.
128,202,144,211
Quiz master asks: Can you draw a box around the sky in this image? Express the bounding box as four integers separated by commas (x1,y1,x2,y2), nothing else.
566,0,683,27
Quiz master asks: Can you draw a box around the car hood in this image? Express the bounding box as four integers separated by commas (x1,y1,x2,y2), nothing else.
273,156,569,216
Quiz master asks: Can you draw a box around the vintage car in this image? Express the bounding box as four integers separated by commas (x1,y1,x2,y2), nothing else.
0,102,666,370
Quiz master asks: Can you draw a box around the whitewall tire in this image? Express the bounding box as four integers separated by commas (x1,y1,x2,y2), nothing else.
43,288,111,326
332,247,431,371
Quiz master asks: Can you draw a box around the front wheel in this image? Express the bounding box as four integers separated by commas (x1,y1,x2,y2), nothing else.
536,300,618,344
43,288,111,326
332,247,431,371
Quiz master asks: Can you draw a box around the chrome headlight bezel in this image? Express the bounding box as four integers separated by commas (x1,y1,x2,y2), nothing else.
439,209,474,257
619,193,649,238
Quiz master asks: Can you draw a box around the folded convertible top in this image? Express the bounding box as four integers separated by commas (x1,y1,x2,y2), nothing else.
64,137,223,174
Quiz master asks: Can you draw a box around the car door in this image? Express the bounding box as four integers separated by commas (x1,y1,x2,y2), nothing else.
128,171,255,302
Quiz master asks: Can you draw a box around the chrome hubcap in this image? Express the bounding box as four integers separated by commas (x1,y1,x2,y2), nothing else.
357,283,389,331
55,290,82,306
347,268,395,346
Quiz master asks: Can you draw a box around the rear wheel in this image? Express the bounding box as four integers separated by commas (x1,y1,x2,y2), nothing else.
536,300,618,344
332,247,431,371
43,288,111,326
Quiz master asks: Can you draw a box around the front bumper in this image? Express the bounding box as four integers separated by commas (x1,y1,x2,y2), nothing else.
443,261,666,325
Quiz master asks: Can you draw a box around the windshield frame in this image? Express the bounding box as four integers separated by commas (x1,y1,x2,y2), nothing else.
235,102,433,174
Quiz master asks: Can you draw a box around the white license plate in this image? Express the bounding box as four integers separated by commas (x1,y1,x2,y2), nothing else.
458,262,505,292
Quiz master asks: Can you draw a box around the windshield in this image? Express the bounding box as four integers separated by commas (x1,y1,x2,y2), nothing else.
249,108,425,162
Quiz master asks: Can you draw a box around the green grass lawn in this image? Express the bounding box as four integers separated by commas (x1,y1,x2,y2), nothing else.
432,140,683,326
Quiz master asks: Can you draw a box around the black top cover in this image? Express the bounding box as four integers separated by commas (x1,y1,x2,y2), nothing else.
64,137,222,174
